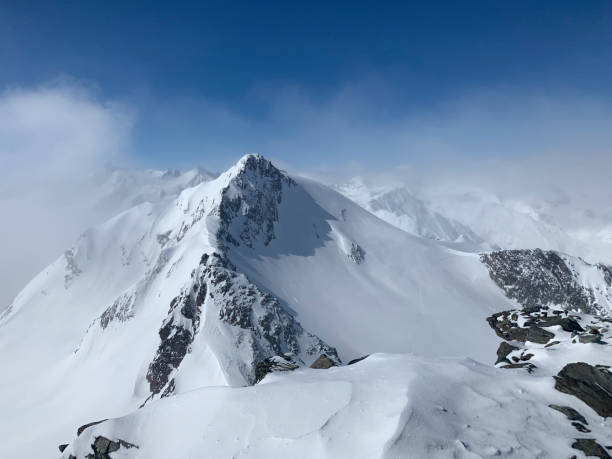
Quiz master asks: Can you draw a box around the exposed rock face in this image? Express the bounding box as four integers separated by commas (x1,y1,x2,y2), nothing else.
554,362,612,418
99,291,136,330
481,249,612,314
579,333,604,344
145,255,207,398
549,405,588,425
216,154,296,249
347,242,366,264
310,354,337,369
571,438,611,459
599,264,612,287
254,355,300,383
84,435,138,458
495,341,518,364
145,252,339,400
487,310,554,344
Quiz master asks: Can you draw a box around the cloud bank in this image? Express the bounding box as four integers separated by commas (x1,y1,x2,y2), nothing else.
0,84,132,308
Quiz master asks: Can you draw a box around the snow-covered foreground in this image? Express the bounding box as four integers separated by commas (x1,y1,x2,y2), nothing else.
64,348,612,459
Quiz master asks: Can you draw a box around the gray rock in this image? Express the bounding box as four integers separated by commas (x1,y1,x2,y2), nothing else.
310,354,337,369
254,355,299,384
88,436,138,458
538,316,584,333
481,249,604,314
571,439,611,458
58,444,68,452
495,341,518,364
548,405,588,424
500,362,536,373
579,333,603,344
571,421,591,433
526,326,554,344
554,362,612,417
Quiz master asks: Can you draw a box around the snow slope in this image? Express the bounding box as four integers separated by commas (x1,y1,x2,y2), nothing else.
63,348,612,459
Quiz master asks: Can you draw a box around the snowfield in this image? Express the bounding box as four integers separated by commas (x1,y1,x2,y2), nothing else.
64,351,612,459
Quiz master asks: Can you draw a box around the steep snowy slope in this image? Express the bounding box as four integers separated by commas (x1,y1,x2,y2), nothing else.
0,155,521,458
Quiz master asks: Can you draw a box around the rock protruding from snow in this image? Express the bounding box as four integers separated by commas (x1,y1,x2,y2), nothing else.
554,362,612,418
481,249,612,315
347,242,365,264
254,355,300,384
144,252,339,401
216,154,296,249
310,354,337,369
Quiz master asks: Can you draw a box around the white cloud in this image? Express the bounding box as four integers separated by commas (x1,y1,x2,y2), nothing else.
0,84,133,308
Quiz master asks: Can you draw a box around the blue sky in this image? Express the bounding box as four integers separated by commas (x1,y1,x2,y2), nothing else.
1,1,612,171
2,1,612,308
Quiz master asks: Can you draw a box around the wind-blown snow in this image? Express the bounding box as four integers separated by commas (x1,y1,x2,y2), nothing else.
63,351,612,459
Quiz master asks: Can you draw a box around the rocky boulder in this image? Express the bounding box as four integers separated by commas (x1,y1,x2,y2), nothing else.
554,362,612,418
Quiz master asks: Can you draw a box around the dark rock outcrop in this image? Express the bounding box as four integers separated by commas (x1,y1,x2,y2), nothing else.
500,362,536,373
348,355,370,365
579,333,603,344
571,439,611,459
216,154,296,249
526,326,555,344
487,310,554,344
254,355,300,383
548,405,588,425
86,435,138,458
310,354,337,369
495,341,518,364
347,242,366,264
145,252,339,401
481,249,608,314
554,363,612,418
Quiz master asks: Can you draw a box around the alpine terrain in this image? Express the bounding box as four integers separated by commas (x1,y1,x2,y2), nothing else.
1,155,612,458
